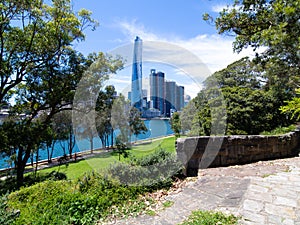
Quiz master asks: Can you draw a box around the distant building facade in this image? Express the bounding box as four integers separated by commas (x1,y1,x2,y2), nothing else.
149,69,165,116
128,37,186,118
131,36,143,110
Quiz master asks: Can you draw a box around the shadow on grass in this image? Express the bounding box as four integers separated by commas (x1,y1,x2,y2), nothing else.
0,171,67,196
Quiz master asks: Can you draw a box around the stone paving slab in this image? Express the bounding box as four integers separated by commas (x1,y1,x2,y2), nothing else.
239,168,300,224
105,157,300,225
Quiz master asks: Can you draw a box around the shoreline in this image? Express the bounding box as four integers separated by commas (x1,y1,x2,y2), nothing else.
0,134,175,177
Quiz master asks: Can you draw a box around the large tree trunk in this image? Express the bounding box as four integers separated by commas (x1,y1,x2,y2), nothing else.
69,133,73,159
111,128,114,148
90,138,93,154
16,146,31,187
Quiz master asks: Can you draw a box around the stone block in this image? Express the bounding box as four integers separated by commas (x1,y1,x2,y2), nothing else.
242,199,264,212
273,196,298,207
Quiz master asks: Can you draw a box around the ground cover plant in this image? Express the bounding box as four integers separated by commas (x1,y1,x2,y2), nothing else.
1,137,183,225
178,210,239,225
7,173,150,224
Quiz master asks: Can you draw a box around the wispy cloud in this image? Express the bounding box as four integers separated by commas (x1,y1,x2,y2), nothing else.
117,19,255,73
211,4,228,13
211,3,240,13
118,19,160,42
110,19,257,98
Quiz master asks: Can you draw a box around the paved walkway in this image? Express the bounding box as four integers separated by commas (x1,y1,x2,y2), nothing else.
107,156,300,225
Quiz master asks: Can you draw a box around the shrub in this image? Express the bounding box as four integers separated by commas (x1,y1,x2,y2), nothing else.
260,125,296,135
4,149,184,224
0,194,19,225
106,148,183,188
7,172,151,224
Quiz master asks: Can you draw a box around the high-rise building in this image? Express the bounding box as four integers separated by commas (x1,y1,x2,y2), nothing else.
175,85,185,111
165,81,176,117
149,69,165,115
131,36,143,109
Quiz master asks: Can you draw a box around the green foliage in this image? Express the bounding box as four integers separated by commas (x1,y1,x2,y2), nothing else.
106,148,183,188
96,85,116,148
1,138,179,224
170,112,181,137
0,194,19,225
0,0,123,186
200,0,300,136
129,107,148,137
0,171,67,196
179,210,238,225
182,57,293,136
30,137,176,183
6,171,165,225
210,0,300,69
132,147,175,166
260,125,296,135
280,88,300,121
115,135,131,161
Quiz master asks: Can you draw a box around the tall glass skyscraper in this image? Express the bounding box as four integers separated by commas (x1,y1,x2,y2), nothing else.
150,69,165,116
131,36,143,109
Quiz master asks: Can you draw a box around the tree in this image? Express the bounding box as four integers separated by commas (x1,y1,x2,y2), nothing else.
129,107,147,141
53,111,75,159
0,0,98,186
0,0,98,105
170,112,181,137
206,0,300,69
111,94,131,146
190,91,212,136
204,0,300,121
185,57,293,136
110,95,147,147
96,85,116,148
180,100,196,134
72,54,123,153
0,0,124,186
280,88,300,121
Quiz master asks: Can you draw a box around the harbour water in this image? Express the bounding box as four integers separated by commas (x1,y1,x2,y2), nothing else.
0,119,174,170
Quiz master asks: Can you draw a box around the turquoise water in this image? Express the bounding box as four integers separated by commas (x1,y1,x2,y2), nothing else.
0,119,174,169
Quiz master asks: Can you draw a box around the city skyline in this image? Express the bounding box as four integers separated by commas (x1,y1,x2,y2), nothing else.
127,36,186,118
71,0,254,74
70,1,258,102
128,67,186,118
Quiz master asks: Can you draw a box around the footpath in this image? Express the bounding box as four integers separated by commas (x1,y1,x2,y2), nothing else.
110,156,300,225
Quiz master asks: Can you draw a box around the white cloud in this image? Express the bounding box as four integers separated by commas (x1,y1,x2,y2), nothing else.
117,20,256,73
211,4,228,13
110,20,258,98
118,19,160,42
211,3,239,13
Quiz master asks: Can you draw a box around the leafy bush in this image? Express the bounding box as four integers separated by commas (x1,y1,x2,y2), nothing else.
0,171,67,196
106,148,183,188
179,210,238,225
7,172,152,224
260,125,296,135
0,194,19,225
4,149,184,225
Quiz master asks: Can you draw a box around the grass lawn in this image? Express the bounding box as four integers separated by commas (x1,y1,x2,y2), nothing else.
37,136,176,180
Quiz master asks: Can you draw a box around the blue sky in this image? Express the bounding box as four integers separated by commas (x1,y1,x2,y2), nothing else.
71,0,254,98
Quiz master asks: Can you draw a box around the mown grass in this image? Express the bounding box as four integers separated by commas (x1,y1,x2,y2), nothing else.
38,136,176,180
4,143,181,225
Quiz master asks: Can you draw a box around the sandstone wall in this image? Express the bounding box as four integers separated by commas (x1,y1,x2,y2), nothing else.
176,130,300,176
